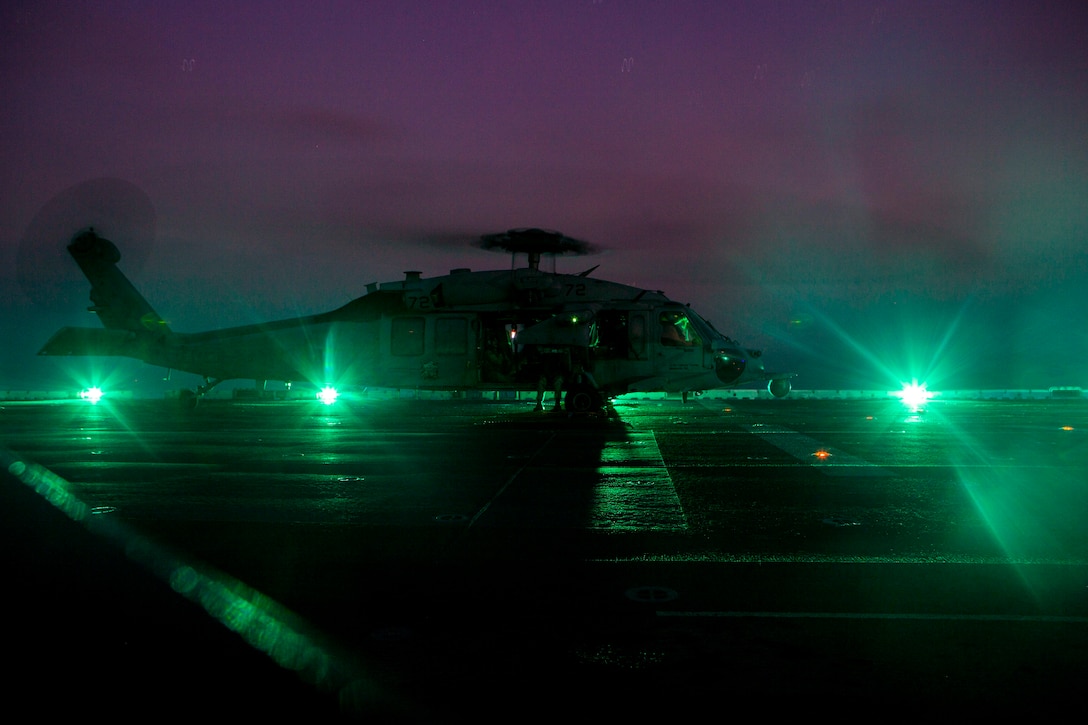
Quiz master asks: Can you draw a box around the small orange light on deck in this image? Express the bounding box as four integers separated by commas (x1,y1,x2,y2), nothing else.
813,449,832,460
1061,425,1074,431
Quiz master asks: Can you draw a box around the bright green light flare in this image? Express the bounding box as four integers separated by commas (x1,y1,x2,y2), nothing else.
893,380,934,408
311,324,371,403
797,303,971,394
79,386,104,404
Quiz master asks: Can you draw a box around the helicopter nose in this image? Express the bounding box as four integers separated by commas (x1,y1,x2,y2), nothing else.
714,350,747,385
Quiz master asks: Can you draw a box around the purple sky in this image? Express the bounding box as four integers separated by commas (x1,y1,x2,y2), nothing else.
3,1,1087,392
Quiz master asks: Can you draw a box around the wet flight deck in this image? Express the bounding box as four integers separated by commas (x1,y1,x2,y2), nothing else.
3,395,1086,720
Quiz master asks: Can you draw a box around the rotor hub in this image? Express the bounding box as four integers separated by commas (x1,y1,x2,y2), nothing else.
479,228,594,270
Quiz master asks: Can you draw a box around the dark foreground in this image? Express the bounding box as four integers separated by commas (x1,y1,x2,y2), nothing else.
3,395,1086,720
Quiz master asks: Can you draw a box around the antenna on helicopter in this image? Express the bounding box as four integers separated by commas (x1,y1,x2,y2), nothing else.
478,228,595,271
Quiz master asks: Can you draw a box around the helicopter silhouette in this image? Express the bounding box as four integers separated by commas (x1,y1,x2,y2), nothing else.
39,226,793,411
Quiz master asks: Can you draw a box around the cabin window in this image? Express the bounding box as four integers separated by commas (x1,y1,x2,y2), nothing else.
435,317,468,355
392,316,425,356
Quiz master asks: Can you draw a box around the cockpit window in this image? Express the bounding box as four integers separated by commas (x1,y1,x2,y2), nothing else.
659,311,702,347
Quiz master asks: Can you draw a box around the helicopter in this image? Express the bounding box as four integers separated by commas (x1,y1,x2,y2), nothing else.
38,226,794,411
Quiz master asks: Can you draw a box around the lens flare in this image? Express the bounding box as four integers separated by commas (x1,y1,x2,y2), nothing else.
79,386,104,404
893,380,933,409
317,386,339,405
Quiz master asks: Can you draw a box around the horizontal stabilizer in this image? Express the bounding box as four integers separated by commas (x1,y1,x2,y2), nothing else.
38,326,141,357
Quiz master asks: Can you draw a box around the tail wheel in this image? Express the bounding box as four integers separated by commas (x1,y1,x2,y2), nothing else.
564,383,601,413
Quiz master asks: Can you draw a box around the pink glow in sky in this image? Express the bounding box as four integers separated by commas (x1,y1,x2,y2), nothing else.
3,1,1086,390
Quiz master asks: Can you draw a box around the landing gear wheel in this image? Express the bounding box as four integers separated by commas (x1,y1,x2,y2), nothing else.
564,383,602,413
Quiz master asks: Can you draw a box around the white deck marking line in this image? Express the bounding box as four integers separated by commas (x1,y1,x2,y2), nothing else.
657,611,1088,623
743,424,889,476
586,431,686,531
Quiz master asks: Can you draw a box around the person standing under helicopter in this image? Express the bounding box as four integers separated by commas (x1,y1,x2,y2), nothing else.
532,346,566,411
